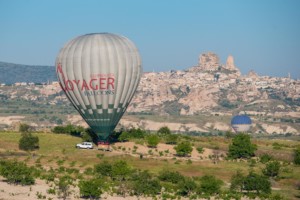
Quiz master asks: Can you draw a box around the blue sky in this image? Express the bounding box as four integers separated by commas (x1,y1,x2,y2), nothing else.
0,0,299,78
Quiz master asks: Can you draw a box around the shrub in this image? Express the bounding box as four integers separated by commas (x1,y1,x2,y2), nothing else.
81,131,92,142
79,178,103,199
0,160,35,185
19,123,31,133
230,170,245,192
243,171,271,195
52,126,65,133
158,126,171,135
260,154,274,164
198,175,223,195
127,128,146,139
55,175,74,200
47,188,56,195
228,134,257,159
177,177,197,196
158,170,184,183
118,131,130,142
294,147,300,165
94,161,112,178
196,146,204,154
263,160,281,177
41,171,56,183
111,160,132,181
147,134,160,148
52,124,84,136
35,192,46,199
174,141,193,157
131,170,161,197
19,133,39,151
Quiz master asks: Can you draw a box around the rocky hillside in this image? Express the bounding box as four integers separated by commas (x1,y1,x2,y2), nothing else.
0,52,299,134
128,52,300,115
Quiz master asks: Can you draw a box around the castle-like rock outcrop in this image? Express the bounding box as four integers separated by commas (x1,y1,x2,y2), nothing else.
198,52,220,71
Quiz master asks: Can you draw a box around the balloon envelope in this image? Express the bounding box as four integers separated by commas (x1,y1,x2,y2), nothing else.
231,115,252,133
55,33,142,141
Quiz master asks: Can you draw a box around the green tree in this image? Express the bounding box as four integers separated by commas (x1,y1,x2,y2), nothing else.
128,128,145,138
81,131,93,142
79,178,103,199
174,141,193,157
0,160,35,185
19,133,39,151
158,126,171,135
111,160,132,181
230,170,245,192
94,161,112,178
118,131,130,142
263,160,281,177
131,170,161,197
177,177,197,196
147,134,160,148
294,147,300,165
52,126,66,133
52,124,84,136
260,154,274,164
228,133,257,159
56,175,74,200
243,171,271,195
19,123,31,133
111,160,132,197
158,170,184,183
198,175,223,195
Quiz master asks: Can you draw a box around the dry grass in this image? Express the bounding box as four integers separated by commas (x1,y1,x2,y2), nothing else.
0,131,300,199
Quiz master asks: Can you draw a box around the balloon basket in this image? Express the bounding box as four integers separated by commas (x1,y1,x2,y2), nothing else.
97,141,112,152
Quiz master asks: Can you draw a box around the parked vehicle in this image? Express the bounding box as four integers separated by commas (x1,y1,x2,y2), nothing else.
76,142,93,149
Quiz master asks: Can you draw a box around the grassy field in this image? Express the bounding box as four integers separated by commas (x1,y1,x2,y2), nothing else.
0,131,300,199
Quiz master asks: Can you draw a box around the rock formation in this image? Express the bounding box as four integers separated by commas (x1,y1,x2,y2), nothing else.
225,55,236,70
248,70,259,78
198,52,220,71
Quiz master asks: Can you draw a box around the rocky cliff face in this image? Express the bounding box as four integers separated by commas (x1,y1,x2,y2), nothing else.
127,52,299,118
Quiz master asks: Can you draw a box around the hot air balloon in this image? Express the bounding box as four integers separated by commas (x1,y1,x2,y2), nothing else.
231,115,252,133
55,33,142,145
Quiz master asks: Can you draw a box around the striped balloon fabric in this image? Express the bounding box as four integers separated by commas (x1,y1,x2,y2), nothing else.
56,33,142,141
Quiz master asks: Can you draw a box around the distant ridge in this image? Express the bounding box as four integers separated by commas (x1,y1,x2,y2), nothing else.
0,61,57,84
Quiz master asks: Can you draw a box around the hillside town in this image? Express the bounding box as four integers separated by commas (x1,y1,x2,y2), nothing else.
129,52,300,115
0,52,299,135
